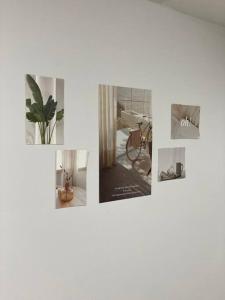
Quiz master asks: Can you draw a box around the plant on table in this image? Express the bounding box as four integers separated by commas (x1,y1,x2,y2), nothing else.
60,165,72,191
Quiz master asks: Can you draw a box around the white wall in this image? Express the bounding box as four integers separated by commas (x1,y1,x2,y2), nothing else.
0,0,225,300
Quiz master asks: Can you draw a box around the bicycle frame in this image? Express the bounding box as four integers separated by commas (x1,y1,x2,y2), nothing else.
126,119,152,176
137,121,152,143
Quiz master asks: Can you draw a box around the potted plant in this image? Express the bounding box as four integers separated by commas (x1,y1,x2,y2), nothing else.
25,74,64,144
63,168,72,191
58,166,74,202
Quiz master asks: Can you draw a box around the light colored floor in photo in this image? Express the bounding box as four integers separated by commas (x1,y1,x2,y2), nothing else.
116,129,151,185
116,128,129,158
56,186,86,209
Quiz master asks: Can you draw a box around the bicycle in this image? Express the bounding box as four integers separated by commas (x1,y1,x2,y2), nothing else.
126,117,152,175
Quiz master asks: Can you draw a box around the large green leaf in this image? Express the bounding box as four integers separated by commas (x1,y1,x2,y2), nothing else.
56,109,64,121
26,74,43,106
26,100,45,122
32,103,45,121
44,96,57,121
26,98,32,108
26,112,38,122
31,102,42,113
34,113,45,122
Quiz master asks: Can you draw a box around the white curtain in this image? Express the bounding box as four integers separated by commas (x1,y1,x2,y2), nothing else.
99,85,117,169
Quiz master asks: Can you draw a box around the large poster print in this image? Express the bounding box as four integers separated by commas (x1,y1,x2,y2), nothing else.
99,85,152,203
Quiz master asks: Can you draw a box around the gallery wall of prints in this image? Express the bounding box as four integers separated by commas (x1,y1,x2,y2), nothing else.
1,0,225,300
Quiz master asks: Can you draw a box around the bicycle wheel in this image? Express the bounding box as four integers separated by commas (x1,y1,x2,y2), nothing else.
126,133,142,162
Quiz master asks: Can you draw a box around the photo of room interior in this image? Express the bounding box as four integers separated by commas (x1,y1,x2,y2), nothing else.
99,84,152,203
55,150,88,209
158,147,185,182
171,104,200,139
25,74,64,144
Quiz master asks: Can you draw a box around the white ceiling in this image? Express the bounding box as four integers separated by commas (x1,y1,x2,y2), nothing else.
148,0,225,27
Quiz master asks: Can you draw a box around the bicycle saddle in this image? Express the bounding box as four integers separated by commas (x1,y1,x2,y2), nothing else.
136,121,143,125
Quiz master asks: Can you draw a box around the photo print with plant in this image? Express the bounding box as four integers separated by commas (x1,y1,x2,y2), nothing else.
25,74,64,144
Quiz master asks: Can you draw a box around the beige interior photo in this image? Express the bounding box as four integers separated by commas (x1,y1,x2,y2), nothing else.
55,150,88,209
